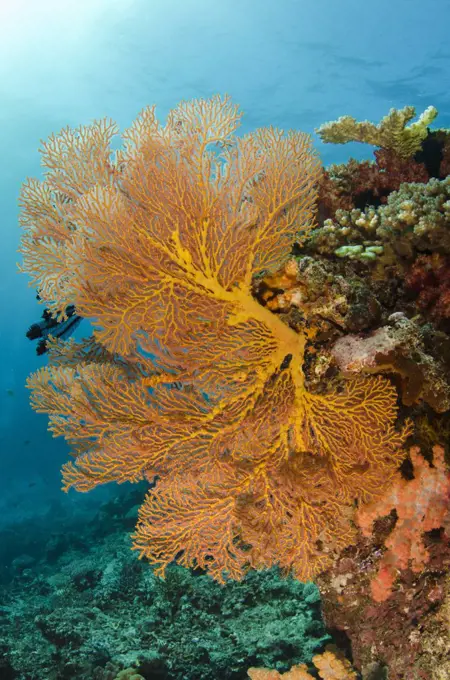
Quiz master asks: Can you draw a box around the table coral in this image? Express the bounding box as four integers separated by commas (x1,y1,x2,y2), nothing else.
317,105,438,158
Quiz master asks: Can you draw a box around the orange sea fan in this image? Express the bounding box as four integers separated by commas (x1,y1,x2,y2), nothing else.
21,96,409,582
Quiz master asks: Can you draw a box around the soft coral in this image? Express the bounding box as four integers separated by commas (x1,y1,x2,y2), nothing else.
357,445,450,602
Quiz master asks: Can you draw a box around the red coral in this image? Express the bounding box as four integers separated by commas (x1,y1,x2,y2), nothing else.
374,148,429,189
405,254,450,322
357,445,450,602
318,150,429,221
438,132,450,178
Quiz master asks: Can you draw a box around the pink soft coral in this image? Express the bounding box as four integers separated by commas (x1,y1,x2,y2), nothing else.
357,445,450,602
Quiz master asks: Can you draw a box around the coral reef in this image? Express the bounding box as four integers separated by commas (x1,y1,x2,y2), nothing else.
316,521,450,680
357,445,450,602
247,645,357,679
315,454,449,677
331,313,450,412
17,97,450,680
20,96,409,584
257,104,450,679
405,253,450,324
318,150,429,220
311,175,450,262
0,490,329,680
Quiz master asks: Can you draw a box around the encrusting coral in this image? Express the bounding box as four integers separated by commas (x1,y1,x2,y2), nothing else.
331,313,450,412
19,95,409,583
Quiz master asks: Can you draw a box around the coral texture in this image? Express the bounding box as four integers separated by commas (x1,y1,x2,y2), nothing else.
0,485,330,680
318,150,429,221
20,96,409,583
331,313,450,412
316,521,450,680
310,174,450,264
247,646,357,680
317,105,438,158
114,670,145,680
405,253,450,323
357,445,450,602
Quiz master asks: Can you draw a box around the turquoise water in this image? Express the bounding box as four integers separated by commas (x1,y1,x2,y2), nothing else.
0,2,449,677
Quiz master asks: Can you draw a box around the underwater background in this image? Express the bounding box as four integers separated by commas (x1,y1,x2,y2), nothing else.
1,1,450,679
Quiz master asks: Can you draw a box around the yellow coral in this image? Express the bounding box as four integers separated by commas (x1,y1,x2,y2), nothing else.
316,105,437,158
248,646,357,680
248,664,314,680
312,646,357,679
21,96,408,582
114,670,145,680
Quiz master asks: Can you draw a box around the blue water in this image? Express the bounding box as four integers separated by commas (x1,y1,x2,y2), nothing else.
0,0,449,523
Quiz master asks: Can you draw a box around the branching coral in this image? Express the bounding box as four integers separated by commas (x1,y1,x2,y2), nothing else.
310,175,450,261
357,445,450,602
318,150,429,221
20,96,409,583
375,175,450,255
316,105,438,158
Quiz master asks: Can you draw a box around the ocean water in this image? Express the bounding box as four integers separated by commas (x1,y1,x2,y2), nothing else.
0,1,449,679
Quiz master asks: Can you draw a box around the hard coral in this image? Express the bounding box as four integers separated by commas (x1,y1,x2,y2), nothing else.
375,175,450,257
313,175,450,262
316,105,438,158
20,96,409,583
357,445,450,602
114,670,145,680
248,666,311,680
318,149,428,221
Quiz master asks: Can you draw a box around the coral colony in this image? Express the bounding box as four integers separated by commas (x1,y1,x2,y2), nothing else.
17,97,450,679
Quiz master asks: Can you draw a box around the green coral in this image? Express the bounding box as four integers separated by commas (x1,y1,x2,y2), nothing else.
316,105,438,158
306,207,383,258
308,177,450,260
376,176,450,255
335,244,384,262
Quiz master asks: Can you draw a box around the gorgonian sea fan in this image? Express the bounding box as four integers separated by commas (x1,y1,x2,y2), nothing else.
20,96,409,582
